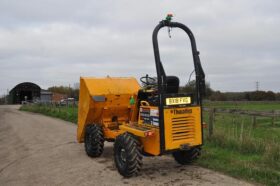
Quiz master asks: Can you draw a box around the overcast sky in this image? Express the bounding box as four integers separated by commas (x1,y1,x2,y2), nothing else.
0,0,279,95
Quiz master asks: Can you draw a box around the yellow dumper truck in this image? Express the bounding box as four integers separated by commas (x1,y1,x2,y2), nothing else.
77,15,205,177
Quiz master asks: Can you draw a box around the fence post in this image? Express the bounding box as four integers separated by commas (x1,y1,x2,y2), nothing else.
271,110,275,126
252,115,257,128
208,108,215,137
240,118,244,141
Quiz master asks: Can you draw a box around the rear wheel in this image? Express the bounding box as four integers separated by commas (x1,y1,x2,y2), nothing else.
114,133,143,177
172,147,201,165
84,124,104,157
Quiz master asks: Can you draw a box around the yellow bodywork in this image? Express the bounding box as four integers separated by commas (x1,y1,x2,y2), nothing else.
163,106,202,150
77,77,140,142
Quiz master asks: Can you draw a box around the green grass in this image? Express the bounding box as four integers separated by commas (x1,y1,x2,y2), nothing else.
197,142,280,185
20,104,78,123
20,102,280,185
198,104,280,186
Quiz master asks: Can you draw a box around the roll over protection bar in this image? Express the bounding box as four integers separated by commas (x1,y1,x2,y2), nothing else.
152,20,206,105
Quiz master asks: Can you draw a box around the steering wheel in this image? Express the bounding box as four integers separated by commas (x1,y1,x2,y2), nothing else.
140,75,157,86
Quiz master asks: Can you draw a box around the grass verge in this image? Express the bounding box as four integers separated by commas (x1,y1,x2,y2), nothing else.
20,104,78,123
197,141,280,186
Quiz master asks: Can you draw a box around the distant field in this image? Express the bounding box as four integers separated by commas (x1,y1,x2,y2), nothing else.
204,101,280,111
20,102,280,185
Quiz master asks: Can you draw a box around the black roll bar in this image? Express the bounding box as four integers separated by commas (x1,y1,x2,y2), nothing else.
152,20,205,104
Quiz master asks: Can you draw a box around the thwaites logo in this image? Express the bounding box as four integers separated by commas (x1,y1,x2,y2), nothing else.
171,108,192,115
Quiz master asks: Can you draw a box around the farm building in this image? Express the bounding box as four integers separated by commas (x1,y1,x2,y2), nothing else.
52,92,67,102
9,82,41,104
8,82,53,104
40,89,53,103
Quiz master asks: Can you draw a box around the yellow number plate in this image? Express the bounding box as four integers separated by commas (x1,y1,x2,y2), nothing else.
166,97,191,105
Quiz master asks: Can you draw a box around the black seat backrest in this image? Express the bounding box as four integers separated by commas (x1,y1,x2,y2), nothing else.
166,76,180,94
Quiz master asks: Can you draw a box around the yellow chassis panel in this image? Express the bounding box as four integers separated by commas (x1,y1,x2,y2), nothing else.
164,106,202,150
119,124,160,155
119,124,153,138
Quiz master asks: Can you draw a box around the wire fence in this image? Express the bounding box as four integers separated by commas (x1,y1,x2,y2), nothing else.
204,107,280,137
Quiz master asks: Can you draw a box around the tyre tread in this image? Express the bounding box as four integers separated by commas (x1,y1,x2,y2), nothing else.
84,124,104,157
114,133,143,177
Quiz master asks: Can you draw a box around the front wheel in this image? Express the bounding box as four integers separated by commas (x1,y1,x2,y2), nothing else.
172,147,201,165
114,133,143,177
84,124,104,157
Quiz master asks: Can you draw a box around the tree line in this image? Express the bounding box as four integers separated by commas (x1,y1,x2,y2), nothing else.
181,80,280,101
48,86,79,100
208,90,280,101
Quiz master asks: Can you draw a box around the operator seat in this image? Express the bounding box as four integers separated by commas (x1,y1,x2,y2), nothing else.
137,76,179,106
166,76,179,94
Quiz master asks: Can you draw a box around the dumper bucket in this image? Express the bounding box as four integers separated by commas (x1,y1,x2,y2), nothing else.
77,77,140,142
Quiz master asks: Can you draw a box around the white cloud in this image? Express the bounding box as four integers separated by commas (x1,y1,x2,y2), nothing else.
0,0,279,95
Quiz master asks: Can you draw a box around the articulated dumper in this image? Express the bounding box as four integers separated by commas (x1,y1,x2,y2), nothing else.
77,15,205,177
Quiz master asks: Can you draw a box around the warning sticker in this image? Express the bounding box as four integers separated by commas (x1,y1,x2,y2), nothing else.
139,107,159,126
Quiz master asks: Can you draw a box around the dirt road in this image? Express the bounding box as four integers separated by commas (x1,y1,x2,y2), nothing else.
0,105,254,186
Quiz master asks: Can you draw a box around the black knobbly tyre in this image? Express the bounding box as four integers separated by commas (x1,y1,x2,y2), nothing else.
172,147,201,165
84,124,104,157
114,133,143,177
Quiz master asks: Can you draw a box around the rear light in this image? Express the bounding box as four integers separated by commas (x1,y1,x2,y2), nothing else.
144,131,154,137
